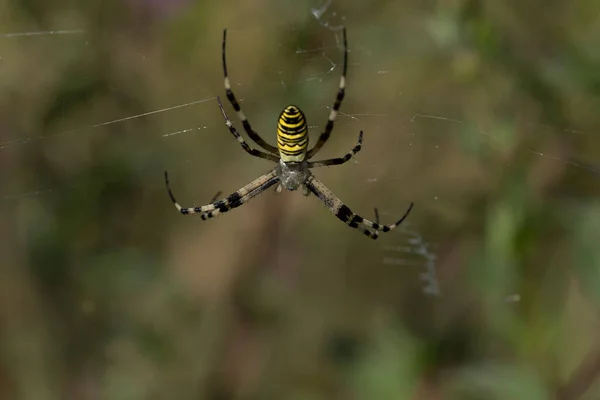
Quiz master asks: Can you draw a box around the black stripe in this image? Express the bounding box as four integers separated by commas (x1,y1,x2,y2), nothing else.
278,126,307,135
277,136,308,145
227,192,242,208
278,143,306,152
278,143,307,151
225,90,240,112
279,114,304,124
348,214,362,228
278,137,306,144
336,204,352,222
333,89,344,111
278,142,307,150
363,229,376,239
216,200,229,213
279,148,305,155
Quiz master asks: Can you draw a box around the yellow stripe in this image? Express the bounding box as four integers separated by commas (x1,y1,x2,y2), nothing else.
278,135,308,144
278,139,308,151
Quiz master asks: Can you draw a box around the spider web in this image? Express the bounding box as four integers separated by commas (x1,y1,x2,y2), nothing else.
1,1,599,300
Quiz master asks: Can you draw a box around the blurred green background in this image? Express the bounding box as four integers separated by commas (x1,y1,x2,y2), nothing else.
1,0,600,398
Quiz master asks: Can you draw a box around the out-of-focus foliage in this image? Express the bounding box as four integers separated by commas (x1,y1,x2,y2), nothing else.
1,0,599,399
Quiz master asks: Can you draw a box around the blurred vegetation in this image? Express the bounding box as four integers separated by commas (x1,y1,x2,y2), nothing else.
1,0,600,399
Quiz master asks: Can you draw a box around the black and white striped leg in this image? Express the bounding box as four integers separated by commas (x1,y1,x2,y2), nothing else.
216,97,279,162
165,169,279,219
305,176,414,239
306,26,348,159
222,29,279,154
308,131,363,168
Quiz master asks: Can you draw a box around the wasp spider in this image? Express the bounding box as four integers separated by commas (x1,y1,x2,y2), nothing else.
164,27,414,239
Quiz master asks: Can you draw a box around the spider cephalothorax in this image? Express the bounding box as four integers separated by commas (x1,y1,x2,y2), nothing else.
164,27,414,239
275,160,310,192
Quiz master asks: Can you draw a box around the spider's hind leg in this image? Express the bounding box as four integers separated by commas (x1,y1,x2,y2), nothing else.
305,176,414,240
164,169,279,218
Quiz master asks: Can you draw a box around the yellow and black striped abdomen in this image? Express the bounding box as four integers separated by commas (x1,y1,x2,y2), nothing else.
277,105,308,163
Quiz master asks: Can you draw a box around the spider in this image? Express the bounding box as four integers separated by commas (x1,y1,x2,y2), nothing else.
164,27,414,239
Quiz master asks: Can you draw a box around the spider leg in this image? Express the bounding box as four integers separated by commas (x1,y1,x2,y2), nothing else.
222,29,279,154
306,27,348,159
307,131,362,168
165,169,279,219
216,97,279,162
305,176,413,240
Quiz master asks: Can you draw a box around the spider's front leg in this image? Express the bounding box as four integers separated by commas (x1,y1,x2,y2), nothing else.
164,170,279,218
